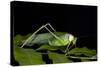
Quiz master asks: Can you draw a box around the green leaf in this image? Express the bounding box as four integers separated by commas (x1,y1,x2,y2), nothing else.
48,51,72,64
14,45,45,65
14,35,24,46
81,47,96,57
67,47,96,57
14,34,97,65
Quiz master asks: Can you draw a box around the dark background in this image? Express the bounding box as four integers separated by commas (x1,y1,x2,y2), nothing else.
11,1,97,51
11,1,97,66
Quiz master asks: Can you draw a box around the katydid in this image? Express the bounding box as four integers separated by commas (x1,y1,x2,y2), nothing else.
21,23,77,53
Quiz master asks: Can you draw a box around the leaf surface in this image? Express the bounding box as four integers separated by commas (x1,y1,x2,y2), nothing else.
14,45,45,65
48,51,72,63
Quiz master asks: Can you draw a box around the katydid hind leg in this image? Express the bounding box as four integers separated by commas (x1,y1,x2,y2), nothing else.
21,25,47,48
44,26,64,45
21,23,56,48
46,23,56,32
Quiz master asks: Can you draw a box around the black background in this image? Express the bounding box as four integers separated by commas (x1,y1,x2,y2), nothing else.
11,1,97,50
11,1,97,66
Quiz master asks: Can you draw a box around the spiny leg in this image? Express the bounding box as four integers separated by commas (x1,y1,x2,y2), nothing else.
65,38,77,56
65,42,71,56
21,23,56,48
68,37,77,50
44,26,64,44
46,23,56,32
21,25,45,48
73,37,77,48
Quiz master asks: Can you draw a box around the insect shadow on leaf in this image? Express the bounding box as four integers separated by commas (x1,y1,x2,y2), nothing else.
37,49,53,64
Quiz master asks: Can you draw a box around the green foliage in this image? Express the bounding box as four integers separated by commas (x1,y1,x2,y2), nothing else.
13,34,97,66
14,45,45,65
14,35,24,45
48,51,72,63
67,47,96,57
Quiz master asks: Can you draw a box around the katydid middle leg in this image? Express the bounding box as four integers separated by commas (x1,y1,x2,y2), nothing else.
67,37,77,50
65,38,77,55
65,42,71,55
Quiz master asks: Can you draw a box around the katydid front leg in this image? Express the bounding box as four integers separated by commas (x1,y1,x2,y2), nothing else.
65,38,77,55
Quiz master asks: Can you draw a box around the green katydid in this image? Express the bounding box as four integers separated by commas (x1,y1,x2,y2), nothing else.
21,23,77,53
